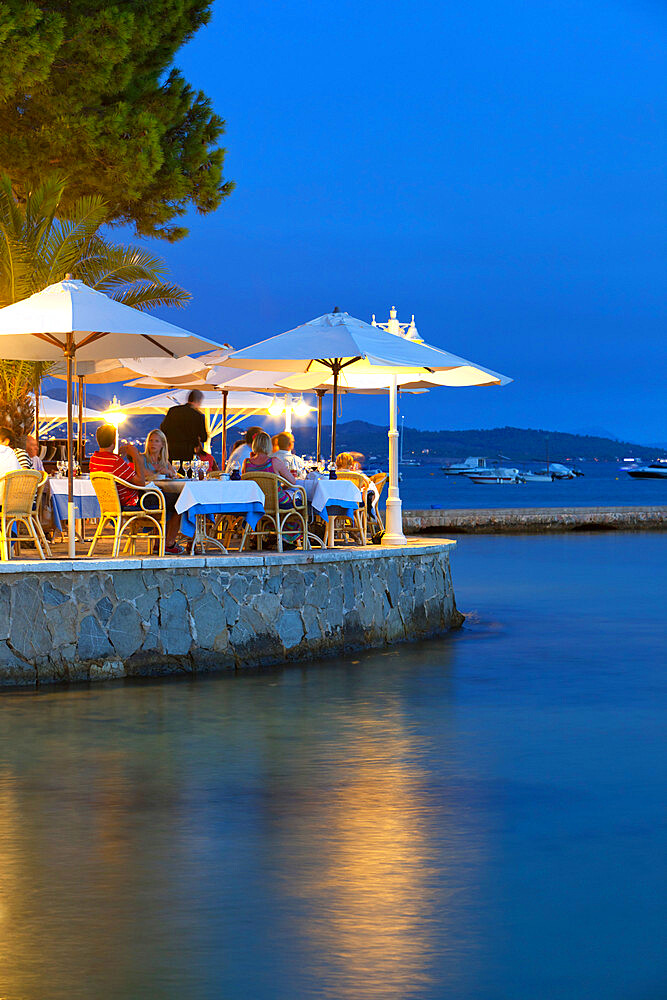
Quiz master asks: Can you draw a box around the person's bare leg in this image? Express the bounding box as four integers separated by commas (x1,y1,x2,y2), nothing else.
166,513,181,548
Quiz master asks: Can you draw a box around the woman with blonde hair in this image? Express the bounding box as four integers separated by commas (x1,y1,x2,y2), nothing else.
141,429,178,480
242,431,297,496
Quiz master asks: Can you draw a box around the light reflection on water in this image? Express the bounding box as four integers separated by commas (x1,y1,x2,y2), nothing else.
0,533,665,999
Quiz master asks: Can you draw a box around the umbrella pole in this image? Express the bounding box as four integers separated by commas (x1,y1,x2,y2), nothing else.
382,374,406,546
221,390,228,464
77,374,84,465
65,335,76,557
316,389,324,463
330,365,339,465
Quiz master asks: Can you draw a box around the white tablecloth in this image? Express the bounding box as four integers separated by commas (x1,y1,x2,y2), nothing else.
301,476,362,519
49,478,99,527
174,480,266,536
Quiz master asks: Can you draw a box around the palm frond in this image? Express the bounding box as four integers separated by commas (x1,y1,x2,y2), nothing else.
111,282,192,310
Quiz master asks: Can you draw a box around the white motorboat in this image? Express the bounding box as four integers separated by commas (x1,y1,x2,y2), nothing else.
521,471,555,482
534,462,579,479
466,467,524,484
626,461,667,479
442,456,496,475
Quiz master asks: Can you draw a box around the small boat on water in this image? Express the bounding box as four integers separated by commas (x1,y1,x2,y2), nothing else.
626,461,667,479
521,471,555,482
442,456,495,475
466,467,524,484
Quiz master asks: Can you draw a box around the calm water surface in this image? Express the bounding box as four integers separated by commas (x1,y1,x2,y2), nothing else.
398,461,667,510
1,533,665,1000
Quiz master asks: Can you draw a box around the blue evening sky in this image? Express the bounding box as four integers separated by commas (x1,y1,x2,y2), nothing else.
120,0,666,444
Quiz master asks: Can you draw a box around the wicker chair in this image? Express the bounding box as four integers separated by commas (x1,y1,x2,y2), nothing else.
0,469,46,561
239,472,311,552
369,472,388,532
330,470,369,545
87,473,166,557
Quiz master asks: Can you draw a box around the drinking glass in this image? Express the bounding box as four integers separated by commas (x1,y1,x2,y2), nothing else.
182,461,191,478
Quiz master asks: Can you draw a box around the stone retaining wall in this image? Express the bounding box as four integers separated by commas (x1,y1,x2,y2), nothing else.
403,506,667,534
0,540,460,686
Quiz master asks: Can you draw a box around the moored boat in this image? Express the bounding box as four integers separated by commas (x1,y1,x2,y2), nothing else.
442,456,495,475
466,467,524,484
626,461,667,479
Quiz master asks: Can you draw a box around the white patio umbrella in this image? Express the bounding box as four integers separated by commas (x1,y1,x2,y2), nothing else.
126,367,308,459
34,394,104,435
121,389,272,444
0,277,229,556
219,310,510,544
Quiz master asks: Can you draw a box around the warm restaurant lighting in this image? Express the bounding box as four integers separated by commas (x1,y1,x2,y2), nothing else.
267,395,285,417
292,395,311,418
104,395,127,428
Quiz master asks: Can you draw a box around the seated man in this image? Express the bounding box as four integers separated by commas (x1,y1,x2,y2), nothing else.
0,426,22,504
90,424,183,554
194,441,219,474
225,425,266,473
272,431,306,477
25,435,45,472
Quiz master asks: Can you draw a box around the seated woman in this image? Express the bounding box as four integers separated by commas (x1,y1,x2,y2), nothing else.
110,427,182,553
140,429,178,481
243,431,297,504
335,452,377,513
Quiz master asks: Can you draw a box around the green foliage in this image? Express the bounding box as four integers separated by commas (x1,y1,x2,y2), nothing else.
0,173,192,437
0,1,233,241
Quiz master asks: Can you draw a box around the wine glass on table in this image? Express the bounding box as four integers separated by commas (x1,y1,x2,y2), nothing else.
182,460,191,479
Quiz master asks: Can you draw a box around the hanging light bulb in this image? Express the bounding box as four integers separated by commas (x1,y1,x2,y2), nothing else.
292,395,311,418
267,395,285,417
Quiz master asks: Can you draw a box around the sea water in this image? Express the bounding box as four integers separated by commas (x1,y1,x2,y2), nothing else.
0,533,665,999
397,461,667,510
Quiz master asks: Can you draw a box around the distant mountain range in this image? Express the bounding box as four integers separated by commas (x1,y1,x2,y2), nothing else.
41,388,663,464
292,422,665,464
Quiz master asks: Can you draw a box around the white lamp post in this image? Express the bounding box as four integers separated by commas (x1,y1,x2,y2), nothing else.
266,393,312,433
370,307,422,546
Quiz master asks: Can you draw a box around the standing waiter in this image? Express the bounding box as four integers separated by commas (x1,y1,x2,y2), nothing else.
160,390,208,462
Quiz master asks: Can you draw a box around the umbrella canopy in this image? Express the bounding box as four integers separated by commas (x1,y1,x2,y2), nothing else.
121,389,272,442
0,279,222,359
220,310,504,463
222,310,477,373
0,277,227,556
223,309,512,544
123,389,271,415
50,354,220,385
35,393,103,427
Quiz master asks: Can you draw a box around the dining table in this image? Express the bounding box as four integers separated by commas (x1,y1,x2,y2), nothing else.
171,478,266,554
300,474,364,547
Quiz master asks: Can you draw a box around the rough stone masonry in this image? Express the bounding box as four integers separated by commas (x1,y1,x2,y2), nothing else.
0,540,462,686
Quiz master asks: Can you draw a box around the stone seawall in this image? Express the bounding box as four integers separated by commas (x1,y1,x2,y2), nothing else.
0,540,460,687
403,506,667,534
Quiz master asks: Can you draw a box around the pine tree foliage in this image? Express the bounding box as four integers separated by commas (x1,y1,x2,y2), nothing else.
0,1,233,241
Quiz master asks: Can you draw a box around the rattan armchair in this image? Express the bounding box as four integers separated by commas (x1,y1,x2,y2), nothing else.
0,469,46,560
330,470,369,545
239,472,312,551
87,473,166,557
368,472,388,532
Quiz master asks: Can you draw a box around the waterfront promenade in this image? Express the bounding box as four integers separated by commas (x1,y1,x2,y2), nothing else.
403,505,667,534
0,539,461,685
